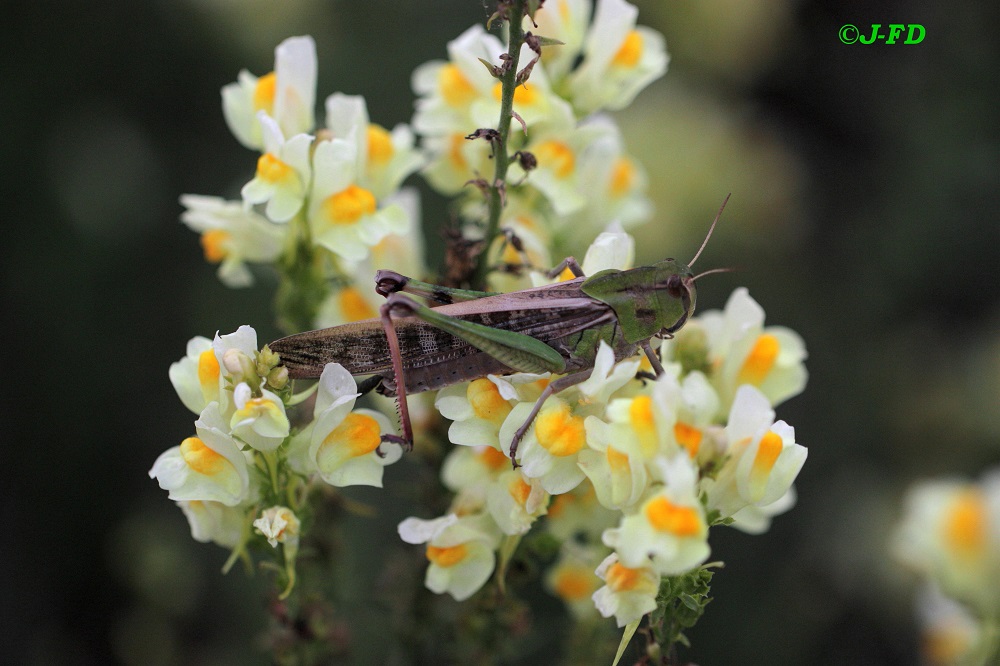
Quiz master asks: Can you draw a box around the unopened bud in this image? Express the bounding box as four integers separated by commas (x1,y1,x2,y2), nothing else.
223,348,256,382
267,365,289,390
257,345,280,374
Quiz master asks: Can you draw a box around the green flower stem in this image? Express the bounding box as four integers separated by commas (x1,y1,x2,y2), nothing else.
276,209,328,334
262,450,281,497
473,0,527,289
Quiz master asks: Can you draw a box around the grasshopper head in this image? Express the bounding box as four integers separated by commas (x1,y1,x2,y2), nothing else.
581,259,696,344
653,259,696,338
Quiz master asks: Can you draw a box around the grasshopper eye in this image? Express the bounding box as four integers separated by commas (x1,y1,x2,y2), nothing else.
666,273,683,299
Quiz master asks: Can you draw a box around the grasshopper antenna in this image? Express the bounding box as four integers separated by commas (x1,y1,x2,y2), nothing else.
689,193,730,268
693,267,735,281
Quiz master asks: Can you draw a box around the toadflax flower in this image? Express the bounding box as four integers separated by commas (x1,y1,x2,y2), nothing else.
169,335,222,415
179,194,285,288
603,454,710,576
223,35,317,150
240,113,314,223
308,131,409,263
324,93,424,201
398,513,502,601
567,0,669,115
591,553,660,627
696,287,808,413
703,385,807,522
286,363,403,488
254,505,301,548
150,402,251,506
178,500,246,548
893,469,1000,616
485,469,549,535
229,383,290,453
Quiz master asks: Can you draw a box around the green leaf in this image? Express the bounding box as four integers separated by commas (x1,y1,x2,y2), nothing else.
477,57,501,78
495,534,522,595
532,35,566,47
612,618,641,666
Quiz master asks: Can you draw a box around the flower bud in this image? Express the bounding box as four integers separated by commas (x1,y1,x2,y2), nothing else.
223,348,256,383
267,365,289,391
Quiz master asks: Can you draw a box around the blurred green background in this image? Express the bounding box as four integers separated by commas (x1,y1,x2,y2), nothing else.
4,0,998,664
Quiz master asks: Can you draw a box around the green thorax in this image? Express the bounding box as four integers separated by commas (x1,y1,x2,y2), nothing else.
581,260,696,344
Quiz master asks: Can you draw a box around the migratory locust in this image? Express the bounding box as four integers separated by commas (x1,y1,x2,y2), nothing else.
270,197,730,465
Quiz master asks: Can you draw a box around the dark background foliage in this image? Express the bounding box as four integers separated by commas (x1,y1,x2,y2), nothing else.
3,1,997,664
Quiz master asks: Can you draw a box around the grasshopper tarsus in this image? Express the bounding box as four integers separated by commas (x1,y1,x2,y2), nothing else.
355,375,383,396
379,433,412,454
374,270,408,298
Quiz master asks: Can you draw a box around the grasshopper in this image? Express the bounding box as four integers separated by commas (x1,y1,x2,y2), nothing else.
269,197,729,465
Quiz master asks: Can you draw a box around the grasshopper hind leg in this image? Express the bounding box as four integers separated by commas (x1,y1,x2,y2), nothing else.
379,297,416,453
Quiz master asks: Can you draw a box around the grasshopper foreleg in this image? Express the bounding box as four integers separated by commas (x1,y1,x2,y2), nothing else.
508,370,592,469
640,340,665,377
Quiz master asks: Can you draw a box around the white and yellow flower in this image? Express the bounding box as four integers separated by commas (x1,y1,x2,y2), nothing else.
222,35,316,150
579,222,635,274
511,110,613,216
304,363,402,488
728,485,797,535
545,483,619,543
254,505,301,548
578,415,649,511
308,134,409,262
230,383,290,453
413,25,570,136
915,584,983,666
209,325,261,418
411,25,506,135
486,469,549,535
696,287,808,412
893,470,1000,616
606,366,720,469
586,371,684,475
441,445,513,514
179,194,285,287
398,513,502,601
567,0,668,114
169,335,222,415
591,553,660,627
324,93,424,201
149,403,251,506
576,339,642,406
704,385,807,522
501,397,588,494
603,454,710,576
567,117,652,231
419,130,497,195
177,500,246,548
498,343,637,494
437,375,528,450
544,542,605,619
525,0,592,83
240,113,313,223
314,283,382,328
355,187,426,279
